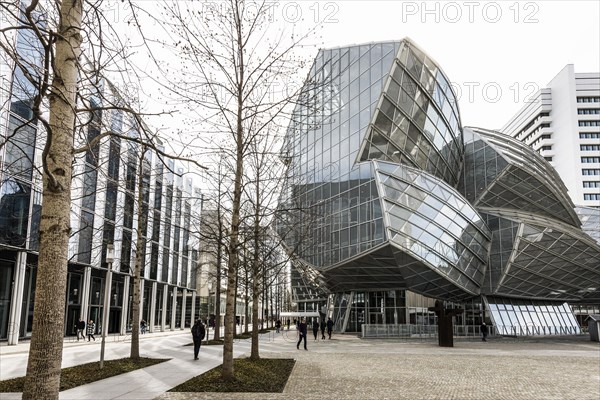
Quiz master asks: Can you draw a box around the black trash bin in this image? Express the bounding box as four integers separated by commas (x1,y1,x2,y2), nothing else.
586,314,600,342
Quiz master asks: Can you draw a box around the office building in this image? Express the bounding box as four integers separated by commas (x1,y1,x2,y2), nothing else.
0,8,203,344
276,39,600,336
502,65,600,209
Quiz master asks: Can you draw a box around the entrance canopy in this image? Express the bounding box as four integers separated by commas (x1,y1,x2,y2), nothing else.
279,311,321,318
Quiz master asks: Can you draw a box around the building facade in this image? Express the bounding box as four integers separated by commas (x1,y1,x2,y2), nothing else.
501,65,600,208
0,8,203,344
276,39,600,336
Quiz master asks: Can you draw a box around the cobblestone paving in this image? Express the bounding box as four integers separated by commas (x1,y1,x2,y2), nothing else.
157,335,600,400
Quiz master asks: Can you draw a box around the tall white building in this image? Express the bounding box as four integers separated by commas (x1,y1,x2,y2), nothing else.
502,64,600,208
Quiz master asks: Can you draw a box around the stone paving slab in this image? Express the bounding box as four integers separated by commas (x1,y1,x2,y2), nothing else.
2,330,599,400
157,335,600,400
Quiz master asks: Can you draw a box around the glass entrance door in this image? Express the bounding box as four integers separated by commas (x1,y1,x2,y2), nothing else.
369,313,383,324
66,306,81,337
0,261,13,340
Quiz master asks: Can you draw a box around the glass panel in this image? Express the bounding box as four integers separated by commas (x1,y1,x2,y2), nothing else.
0,179,31,247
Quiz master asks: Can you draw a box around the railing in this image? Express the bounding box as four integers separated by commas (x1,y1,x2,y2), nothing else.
361,324,438,339
361,324,582,339
495,325,581,337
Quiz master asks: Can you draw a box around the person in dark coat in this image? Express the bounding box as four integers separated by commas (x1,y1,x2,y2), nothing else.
87,320,95,341
191,319,206,360
326,317,334,339
275,319,281,333
312,319,319,341
320,319,326,340
76,318,86,341
480,322,488,342
296,318,307,350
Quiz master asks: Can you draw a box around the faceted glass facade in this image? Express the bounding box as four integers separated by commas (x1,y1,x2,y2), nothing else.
576,206,600,245
463,127,600,301
487,296,581,335
276,38,600,321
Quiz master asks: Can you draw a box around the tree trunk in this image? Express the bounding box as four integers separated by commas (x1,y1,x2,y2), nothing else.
222,245,238,380
244,264,249,334
250,172,261,360
22,1,82,398
213,180,223,341
221,1,245,381
214,243,222,340
250,255,261,360
130,147,147,359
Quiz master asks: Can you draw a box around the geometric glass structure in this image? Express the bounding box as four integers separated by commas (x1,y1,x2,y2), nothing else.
275,38,600,334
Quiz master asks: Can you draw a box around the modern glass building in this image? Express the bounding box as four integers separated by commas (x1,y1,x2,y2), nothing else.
0,6,203,344
276,38,600,336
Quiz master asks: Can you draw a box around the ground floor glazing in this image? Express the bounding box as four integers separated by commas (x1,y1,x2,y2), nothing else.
295,289,596,337
0,250,198,344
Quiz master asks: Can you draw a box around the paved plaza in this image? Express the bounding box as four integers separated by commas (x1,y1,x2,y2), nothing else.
1,330,599,400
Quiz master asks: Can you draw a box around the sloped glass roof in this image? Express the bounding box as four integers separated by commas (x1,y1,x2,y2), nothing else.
462,127,580,227
483,210,600,301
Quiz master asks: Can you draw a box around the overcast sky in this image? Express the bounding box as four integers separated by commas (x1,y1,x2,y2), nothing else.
296,0,600,129
253,0,600,128
120,1,599,144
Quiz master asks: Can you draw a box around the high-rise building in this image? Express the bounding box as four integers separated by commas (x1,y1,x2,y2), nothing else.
501,65,600,208
0,6,204,344
276,39,600,336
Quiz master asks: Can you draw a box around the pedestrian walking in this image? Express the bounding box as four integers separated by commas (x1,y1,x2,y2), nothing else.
312,319,319,340
87,320,96,341
296,317,308,350
76,318,86,341
327,317,334,339
191,319,206,360
320,319,326,340
287,319,290,330
140,319,147,334
480,322,488,342
275,319,281,333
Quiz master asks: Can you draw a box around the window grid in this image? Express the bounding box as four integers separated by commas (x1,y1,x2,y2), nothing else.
578,121,600,127
581,156,600,163
577,96,600,103
580,133,600,139
580,144,600,151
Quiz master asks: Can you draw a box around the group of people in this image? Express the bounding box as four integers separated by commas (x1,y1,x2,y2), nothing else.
75,318,96,342
76,318,149,341
189,315,336,359
296,317,334,350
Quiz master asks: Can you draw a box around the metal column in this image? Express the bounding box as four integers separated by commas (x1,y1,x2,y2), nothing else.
7,252,27,345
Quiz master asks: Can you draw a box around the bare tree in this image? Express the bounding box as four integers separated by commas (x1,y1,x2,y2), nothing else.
0,0,205,395
0,1,86,397
194,156,233,341
143,0,314,379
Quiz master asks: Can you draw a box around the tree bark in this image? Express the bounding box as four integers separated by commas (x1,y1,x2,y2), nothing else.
22,1,82,398
130,147,147,359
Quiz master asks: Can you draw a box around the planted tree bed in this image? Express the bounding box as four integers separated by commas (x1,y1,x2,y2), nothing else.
169,358,295,393
0,357,169,392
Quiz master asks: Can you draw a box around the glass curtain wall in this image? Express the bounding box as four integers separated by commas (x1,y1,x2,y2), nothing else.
486,296,581,336
333,290,488,336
